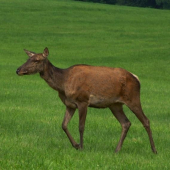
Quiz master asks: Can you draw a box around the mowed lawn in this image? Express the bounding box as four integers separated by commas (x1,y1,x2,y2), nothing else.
0,0,170,169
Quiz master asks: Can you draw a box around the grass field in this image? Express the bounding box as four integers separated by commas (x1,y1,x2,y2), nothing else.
1,0,170,169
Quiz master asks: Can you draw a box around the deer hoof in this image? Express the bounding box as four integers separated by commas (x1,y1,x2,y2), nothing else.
74,144,81,150
152,149,157,154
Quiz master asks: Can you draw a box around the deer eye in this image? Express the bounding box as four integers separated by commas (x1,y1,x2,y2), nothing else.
34,59,40,63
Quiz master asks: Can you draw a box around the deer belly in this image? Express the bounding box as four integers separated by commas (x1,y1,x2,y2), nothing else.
88,94,116,108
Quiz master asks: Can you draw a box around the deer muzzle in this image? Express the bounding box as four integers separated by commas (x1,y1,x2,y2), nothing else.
16,68,27,75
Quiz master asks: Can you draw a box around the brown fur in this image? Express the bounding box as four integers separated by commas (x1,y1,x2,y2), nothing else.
16,47,157,153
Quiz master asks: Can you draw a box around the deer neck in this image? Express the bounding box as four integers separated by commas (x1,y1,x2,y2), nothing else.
40,60,65,92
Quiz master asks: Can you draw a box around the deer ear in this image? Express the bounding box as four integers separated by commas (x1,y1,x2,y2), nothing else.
43,47,49,58
24,49,36,58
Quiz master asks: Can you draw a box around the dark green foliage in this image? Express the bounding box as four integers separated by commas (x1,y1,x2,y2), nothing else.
116,0,156,7
76,0,170,9
156,0,170,9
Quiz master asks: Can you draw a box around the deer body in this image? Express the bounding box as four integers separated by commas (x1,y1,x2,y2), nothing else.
16,48,157,153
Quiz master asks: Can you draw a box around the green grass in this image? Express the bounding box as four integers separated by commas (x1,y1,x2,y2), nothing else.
1,0,170,169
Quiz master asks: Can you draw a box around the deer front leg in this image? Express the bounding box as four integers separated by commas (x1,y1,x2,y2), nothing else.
77,102,88,149
62,107,80,149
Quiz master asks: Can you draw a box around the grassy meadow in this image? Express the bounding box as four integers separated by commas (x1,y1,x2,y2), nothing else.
1,0,170,169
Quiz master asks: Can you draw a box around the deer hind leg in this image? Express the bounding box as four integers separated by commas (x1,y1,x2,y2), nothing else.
126,101,157,154
62,107,80,149
109,104,131,153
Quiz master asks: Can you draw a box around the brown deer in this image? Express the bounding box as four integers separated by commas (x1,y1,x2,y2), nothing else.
16,47,157,154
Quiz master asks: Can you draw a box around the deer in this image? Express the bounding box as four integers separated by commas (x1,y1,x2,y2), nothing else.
16,47,157,154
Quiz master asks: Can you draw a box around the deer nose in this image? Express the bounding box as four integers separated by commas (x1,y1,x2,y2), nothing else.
16,68,20,75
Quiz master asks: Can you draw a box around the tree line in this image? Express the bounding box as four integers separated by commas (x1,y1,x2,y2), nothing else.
76,0,170,9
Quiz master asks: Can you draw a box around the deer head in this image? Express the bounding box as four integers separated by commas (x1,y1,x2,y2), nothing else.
16,47,49,76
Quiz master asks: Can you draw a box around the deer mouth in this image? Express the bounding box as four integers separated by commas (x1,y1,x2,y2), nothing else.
16,69,28,76
23,72,28,75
